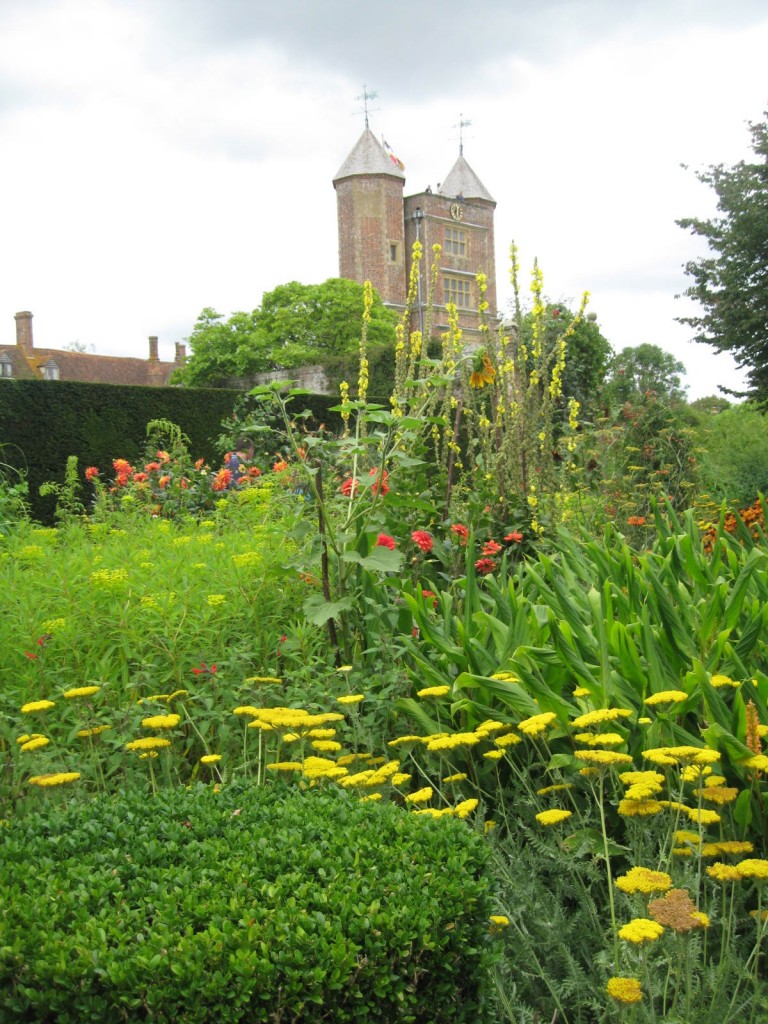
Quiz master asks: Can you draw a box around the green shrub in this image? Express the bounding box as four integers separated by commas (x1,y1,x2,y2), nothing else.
0,784,496,1023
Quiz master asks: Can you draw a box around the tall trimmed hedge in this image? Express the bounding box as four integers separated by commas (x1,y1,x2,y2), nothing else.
0,381,342,524
0,784,497,1023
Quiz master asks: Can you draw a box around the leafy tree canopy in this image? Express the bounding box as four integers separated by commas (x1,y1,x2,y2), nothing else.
520,303,612,415
677,110,768,403
603,343,687,406
174,279,398,388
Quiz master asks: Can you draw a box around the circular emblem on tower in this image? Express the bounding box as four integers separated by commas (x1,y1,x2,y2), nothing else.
450,202,464,221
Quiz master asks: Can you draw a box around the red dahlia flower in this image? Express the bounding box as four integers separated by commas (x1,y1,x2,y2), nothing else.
450,523,469,545
84,466,99,482
212,468,232,491
411,530,433,553
475,558,497,575
482,539,502,556
504,531,523,543
376,533,396,549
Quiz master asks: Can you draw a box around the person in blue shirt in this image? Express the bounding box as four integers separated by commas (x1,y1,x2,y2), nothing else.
226,437,254,488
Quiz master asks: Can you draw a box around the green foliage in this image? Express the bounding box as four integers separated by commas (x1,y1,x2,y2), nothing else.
39,455,86,524
0,450,30,533
602,343,688,406
0,784,496,1023
519,304,612,418
174,279,398,390
0,379,240,524
694,402,768,508
678,110,768,403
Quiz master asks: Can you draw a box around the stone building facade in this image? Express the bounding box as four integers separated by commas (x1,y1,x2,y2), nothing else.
333,128,497,346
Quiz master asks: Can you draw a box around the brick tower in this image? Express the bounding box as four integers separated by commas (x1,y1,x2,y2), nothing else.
332,127,407,312
334,128,497,345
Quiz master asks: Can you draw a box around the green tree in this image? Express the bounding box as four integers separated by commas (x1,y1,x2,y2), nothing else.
520,303,612,416
602,343,687,406
173,279,397,389
677,110,768,403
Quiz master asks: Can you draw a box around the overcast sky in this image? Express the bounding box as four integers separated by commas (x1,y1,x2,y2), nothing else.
1,0,766,399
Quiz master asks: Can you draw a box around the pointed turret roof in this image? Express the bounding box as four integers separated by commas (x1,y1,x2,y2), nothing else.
440,154,494,203
333,127,405,183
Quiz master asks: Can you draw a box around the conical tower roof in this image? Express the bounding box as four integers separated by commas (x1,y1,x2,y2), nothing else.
440,154,494,203
333,127,405,183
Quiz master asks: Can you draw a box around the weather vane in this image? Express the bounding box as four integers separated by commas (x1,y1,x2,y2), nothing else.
453,113,472,156
355,85,379,128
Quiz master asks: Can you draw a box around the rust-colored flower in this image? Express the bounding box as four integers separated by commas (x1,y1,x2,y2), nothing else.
482,539,502,556
648,888,706,934
340,477,359,497
84,466,99,482
505,531,523,543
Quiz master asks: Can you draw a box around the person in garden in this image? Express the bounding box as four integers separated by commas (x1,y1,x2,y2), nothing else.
225,437,254,488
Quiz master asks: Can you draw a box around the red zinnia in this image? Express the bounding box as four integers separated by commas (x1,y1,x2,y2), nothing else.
450,523,469,545
475,558,497,576
369,467,390,496
340,477,359,497
84,466,99,482
482,539,502,556
504,531,523,543
376,533,396,550
411,530,433,553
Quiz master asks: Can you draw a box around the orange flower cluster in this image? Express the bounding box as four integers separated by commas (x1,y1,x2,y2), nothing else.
703,499,765,553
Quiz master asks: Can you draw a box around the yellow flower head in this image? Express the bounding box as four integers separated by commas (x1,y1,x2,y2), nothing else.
454,798,479,819
27,772,80,787
606,978,643,1005
644,690,688,706
63,686,101,699
615,867,672,895
336,694,365,705
416,685,450,698
535,809,572,826
405,787,433,805
618,918,664,944
141,713,180,730
125,737,172,752
517,712,557,737
571,708,632,728
200,754,222,764
736,858,768,881
574,749,633,766
21,700,56,713
710,674,739,688
707,862,743,883
20,736,51,752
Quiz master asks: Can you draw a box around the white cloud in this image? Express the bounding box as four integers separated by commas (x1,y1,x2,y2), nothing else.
1,0,766,399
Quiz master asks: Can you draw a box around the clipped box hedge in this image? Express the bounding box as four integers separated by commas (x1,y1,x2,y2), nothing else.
0,784,496,1023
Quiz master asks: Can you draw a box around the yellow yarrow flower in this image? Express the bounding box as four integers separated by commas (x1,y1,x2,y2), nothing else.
63,686,101,699
736,859,768,881
606,977,643,1004
77,725,111,738
336,694,365,705
644,690,688,706
707,862,743,882
266,762,302,772
405,787,433,805
618,799,663,817
387,735,422,747
200,754,222,764
416,685,450,698
141,713,180,729
443,772,468,783
494,732,521,747
571,708,632,728
426,732,480,751
484,750,504,760
574,732,625,747
455,798,479,819
710,674,739,688
517,712,557,737
21,700,56,713
615,867,672,895
125,737,171,752
535,809,572,826
572,686,590,698
618,918,664,944
27,772,80,787
643,746,721,767
574,749,633,766
20,736,51,752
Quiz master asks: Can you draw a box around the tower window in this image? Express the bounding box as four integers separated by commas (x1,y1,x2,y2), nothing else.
389,242,399,262
445,228,466,256
444,276,471,308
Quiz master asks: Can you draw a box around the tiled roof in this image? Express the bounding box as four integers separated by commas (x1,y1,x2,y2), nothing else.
440,155,495,203
0,345,178,386
333,127,405,182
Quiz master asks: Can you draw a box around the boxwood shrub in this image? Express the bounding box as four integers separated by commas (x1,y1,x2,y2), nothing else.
0,784,496,1022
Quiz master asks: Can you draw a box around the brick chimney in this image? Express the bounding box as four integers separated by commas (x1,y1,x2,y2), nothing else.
174,342,187,366
148,335,159,361
15,311,33,354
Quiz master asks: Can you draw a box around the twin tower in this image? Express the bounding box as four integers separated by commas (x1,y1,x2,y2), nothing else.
333,127,498,345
